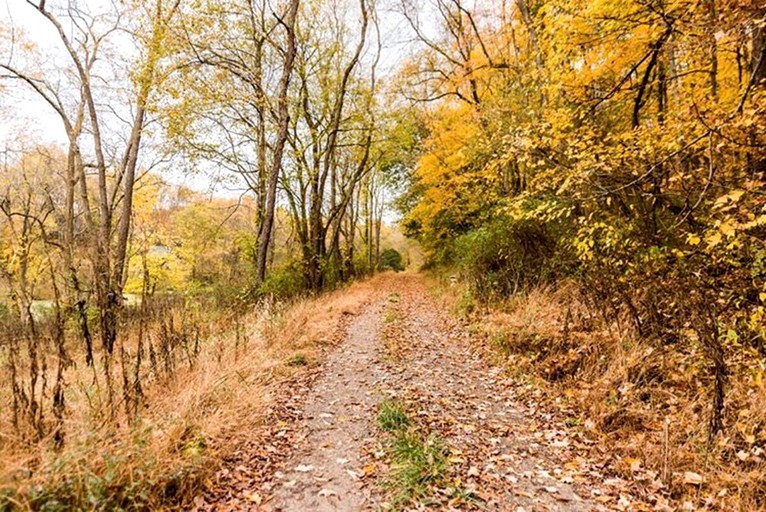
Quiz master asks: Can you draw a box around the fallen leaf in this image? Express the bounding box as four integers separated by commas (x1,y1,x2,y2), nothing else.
242,491,262,504
683,471,704,486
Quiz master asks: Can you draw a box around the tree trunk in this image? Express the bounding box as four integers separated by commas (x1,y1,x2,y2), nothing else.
256,0,301,284
751,7,766,175
706,0,718,98
514,0,543,69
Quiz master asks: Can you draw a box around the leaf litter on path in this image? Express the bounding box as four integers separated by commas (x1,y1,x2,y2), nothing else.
195,274,658,511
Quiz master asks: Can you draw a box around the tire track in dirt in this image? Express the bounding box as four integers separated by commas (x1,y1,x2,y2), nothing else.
266,297,390,511
211,273,623,511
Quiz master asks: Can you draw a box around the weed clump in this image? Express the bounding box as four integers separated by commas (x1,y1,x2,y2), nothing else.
286,354,309,367
376,400,448,508
377,400,411,432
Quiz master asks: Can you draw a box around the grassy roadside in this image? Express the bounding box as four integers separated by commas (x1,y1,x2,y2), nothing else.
0,276,383,511
428,272,766,511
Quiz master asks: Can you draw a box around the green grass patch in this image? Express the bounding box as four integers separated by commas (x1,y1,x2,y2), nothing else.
376,400,448,509
383,307,400,325
377,400,411,432
383,294,402,325
286,354,309,367
386,433,448,508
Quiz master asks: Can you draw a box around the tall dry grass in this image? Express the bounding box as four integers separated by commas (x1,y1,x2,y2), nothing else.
0,275,384,510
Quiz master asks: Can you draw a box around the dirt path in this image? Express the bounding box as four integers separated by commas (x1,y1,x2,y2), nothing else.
266,298,389,511
376,276,601,511
260,274,610,511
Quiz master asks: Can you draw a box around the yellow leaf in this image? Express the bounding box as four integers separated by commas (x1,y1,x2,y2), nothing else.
688,235,701,246
714,190,745,207
706,232,722,247
719,221,736,237
242,492,262,504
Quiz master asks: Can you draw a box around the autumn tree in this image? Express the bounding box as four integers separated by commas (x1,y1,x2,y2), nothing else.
168,0,384,291
1,0,182,413
163,0,300,285
397,0,766,442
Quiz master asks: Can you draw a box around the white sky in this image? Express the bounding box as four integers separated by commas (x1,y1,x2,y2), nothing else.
0,0,430,200
1,0,67,145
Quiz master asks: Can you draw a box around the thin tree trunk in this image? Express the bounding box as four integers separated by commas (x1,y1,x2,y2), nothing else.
751,7,766,174
706,0,718,98
514,0,542,69
256,0,300,284
114,0,179,291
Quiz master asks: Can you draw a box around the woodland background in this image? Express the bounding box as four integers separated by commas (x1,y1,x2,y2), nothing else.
1,0,765,509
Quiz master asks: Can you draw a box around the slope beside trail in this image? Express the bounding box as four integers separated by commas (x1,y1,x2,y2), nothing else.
201,273,640,511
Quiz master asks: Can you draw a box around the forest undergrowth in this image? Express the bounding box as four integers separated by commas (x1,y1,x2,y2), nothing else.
0,277,380,511
435,276,766,511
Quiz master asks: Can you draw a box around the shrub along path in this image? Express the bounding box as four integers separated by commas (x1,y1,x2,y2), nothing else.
200,273,648,511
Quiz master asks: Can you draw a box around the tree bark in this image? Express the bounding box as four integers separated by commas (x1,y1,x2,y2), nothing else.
514,0,543,69
751,7,766,175
256,0,301,284
706,0,718,98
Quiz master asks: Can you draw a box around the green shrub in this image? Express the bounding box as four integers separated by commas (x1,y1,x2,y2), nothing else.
380,248,405,272
257,262,305,300
453,211,574,300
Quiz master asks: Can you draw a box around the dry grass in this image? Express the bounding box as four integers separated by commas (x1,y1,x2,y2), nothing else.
437,277,766,511
0,275,384,510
